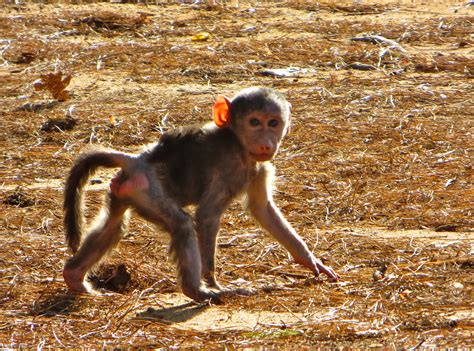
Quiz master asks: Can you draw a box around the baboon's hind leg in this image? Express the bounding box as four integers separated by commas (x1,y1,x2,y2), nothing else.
63,195,129,293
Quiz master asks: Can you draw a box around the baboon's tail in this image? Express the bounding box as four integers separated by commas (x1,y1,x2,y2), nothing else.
64,149,136,253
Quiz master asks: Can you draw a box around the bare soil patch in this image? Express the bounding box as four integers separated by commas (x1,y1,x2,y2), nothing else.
0,1,472,348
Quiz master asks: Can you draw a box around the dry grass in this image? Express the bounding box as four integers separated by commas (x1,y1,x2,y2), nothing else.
0,0,473,348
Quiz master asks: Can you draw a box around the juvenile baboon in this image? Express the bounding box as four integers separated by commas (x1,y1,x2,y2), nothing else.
63,87,338,302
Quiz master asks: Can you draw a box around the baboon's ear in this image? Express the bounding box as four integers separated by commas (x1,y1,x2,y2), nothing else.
213,95,232,128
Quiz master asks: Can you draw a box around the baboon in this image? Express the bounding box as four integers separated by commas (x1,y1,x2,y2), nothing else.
63,87,338,302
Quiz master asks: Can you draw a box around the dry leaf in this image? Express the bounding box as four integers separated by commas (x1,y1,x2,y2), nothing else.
33,72,72,102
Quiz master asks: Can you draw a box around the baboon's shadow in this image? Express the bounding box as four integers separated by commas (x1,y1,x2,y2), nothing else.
27,289,206,323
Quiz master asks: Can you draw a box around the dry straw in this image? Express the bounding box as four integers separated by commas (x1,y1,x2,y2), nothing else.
0,1,472,348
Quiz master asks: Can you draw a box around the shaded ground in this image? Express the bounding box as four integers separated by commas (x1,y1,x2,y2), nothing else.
0,0,473,348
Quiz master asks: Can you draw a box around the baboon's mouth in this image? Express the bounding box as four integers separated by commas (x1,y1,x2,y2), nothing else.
250,152,273,162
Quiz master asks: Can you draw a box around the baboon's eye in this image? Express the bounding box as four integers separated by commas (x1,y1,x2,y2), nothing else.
268,119,279,127
249,118,260,127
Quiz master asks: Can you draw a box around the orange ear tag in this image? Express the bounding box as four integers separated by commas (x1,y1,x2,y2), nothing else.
213,96,230,128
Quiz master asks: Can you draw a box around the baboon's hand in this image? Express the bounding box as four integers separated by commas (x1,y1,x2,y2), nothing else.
313,259,339,280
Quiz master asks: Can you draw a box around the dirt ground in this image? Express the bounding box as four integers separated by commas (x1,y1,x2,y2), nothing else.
0,0,473,348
